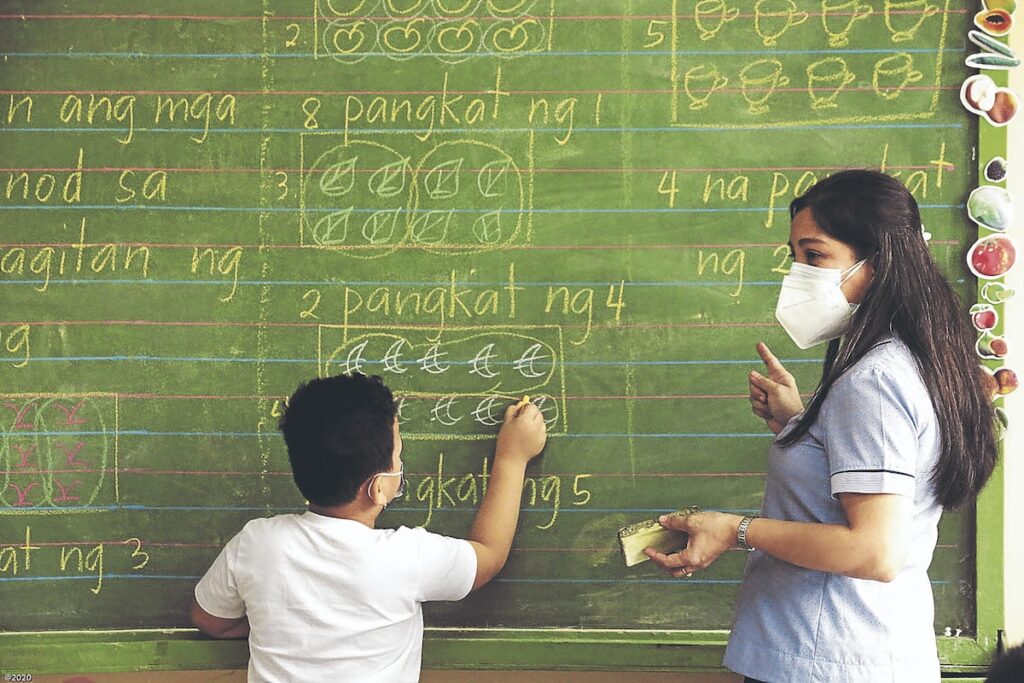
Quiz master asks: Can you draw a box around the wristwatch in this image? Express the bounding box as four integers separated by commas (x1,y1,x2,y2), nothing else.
736,515,758,552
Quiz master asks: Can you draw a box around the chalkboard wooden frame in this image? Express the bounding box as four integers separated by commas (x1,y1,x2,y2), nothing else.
0,473,1003,675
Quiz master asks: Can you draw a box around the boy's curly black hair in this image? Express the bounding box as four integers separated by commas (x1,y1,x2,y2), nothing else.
279,373,397,506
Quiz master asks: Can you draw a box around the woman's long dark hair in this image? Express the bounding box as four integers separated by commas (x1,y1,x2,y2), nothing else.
777,170,998,509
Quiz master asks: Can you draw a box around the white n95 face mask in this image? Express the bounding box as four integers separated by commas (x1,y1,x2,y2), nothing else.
775,260,866,349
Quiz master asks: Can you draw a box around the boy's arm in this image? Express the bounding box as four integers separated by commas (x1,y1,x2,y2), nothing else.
190,596,251,638
467,402,547,590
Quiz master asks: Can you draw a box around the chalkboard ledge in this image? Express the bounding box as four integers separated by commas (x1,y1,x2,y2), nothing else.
0,630,994,674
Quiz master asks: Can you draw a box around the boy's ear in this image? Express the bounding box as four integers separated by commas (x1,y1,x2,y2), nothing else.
367,474,388,508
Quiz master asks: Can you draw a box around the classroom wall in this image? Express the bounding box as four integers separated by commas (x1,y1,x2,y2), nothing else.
1003,25,1023,649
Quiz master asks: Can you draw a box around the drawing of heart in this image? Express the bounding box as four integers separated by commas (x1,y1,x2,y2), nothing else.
382,19,427,53
435,19,480,54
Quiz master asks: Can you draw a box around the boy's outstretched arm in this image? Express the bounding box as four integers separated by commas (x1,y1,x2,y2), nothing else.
467,402,547,590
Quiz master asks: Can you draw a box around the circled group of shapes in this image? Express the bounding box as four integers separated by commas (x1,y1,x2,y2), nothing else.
2,398,110,510
324,334,559,390
692,0,946,47
305,139,526,258
689,0,941,47
958,0,1019,419
320,0,550,64
321,331,564,433
681,52,931,116
393,393,561,430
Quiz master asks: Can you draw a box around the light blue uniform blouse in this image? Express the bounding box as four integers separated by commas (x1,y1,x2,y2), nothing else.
723,337,943,683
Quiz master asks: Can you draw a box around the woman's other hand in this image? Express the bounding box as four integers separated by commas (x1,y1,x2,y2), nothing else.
749,342,803,434
643,511,740,578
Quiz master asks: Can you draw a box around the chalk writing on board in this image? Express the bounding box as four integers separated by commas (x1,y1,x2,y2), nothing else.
314,0,557,63
1,396,119,512
0,219,152,293
0,526,148,595
412,453,592,529
0,326,31,368
301,134,532,255
665,0,951,126
0,0,979,633
301,264,625,345
319,325,568,439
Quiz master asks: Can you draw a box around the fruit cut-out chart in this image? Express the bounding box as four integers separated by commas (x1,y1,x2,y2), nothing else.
0,0,1008,674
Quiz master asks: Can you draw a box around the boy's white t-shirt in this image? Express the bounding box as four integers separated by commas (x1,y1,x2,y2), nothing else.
195,511,477,683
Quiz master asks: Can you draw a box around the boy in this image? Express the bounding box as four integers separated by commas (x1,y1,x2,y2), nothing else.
190,373,547,681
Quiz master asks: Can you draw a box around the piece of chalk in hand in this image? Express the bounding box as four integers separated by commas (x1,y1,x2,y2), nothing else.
515,395,531,415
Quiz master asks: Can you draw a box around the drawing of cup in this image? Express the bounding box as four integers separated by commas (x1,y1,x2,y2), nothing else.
754,0,809,47
821,0,873,47
739,59,790,114
683,64,730,110
883,0,939,43
806,57,857,110
693,0,741,40
871,52,923,100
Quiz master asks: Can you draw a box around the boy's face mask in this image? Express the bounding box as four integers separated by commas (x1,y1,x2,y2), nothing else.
368,465,406,508
775,259,867,349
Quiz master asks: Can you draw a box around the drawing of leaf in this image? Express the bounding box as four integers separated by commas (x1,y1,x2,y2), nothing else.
423,158,464,199
477,158,511,198
368,157,410,198
362,208,401,244
410,209,453,244
311,208,353,245
319,156,358,196
472,210,503,244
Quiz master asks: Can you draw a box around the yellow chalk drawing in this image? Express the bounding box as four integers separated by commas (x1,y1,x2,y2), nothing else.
485,18,548,56
381,18,430,58
739,59,790,115
683,65,729,111
487,0,534,17
754,0,809,47
872,53,924,101
820,0,873,48
324,0,371,17
435,0,482,17
434,19,483,63
884,0,939,43
667,0,952,127
693,0,740,41
314,0,555,61
806,56,857,111
384,0,429,18
324,19,377,65
317,324,569,440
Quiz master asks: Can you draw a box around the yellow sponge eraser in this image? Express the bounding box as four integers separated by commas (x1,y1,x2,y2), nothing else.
617,507,699,567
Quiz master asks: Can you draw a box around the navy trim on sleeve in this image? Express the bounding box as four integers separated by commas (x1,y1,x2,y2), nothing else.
830,468,914,478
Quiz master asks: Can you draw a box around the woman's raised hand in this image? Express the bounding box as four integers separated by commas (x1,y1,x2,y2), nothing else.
749,342,804,435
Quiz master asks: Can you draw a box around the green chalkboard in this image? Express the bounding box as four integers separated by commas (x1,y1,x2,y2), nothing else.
0,0,1002,673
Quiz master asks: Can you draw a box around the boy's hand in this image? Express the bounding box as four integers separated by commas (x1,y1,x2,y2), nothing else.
495,402,547,464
